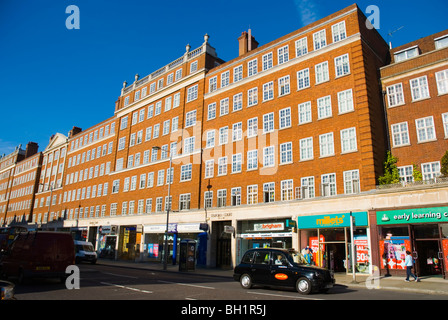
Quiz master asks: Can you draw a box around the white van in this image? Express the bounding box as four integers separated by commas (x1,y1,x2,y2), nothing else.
74,240,97,264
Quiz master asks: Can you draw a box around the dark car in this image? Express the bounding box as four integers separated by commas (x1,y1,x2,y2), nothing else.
0,231,75,283
233,248,335,294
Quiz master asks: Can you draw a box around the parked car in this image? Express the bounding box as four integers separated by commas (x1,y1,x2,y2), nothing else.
74,240,97,264
0,280,15,300
0,231,75,283
233,248,335,294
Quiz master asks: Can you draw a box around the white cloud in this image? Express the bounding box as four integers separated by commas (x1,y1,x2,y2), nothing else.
294,0,319,26
0,139,18,156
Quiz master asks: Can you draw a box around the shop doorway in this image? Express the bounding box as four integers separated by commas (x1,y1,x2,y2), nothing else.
326,243,346,273
415,240,443,277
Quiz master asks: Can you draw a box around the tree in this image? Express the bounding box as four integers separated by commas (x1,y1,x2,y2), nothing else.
412,164,422,181
441,150,448,177
378,151,400,185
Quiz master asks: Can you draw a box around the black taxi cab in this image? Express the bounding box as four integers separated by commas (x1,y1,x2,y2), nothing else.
233,248,335,294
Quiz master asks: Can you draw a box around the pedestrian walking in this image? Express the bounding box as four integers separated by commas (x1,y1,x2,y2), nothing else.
405,251,419,282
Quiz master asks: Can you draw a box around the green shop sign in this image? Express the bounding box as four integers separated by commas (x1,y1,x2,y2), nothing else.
297,212,368,229
377,207,448,225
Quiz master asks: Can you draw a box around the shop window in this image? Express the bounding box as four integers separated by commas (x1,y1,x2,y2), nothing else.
413,224,439,239
380,226,409,239
441,224,448,238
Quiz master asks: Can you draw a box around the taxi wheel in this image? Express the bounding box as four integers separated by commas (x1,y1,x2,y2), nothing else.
296,277,312,295
240,274,253,289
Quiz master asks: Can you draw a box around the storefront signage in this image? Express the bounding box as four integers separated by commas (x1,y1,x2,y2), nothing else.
240,232,292,239
377,206,448,225
297,212,368,229
253,222,284,231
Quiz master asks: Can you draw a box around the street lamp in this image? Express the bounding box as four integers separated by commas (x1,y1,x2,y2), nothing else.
153,146,173,271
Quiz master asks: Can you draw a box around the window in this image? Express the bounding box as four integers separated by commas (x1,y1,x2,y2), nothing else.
163,120,170,135
297,68,310,90
391,122,410,147
263,112,274,133
205,160,214,178
321,173,336,196
422,162,441,180
300,176,315,199
410,76,430,101
156,197,163,212
435,70,448,95
247,150,258,170
219,126,228,145
278,76,290,96
206,130,215,148
317,95,332,119
180,164,192,181
394,46,419,62
165,97,172,111
120,116,128,130
232,122,242,141
153,124,160,139
443,113,448,137
208,103,216,120
281,179,293,201
313,30,326,50
332,21,346,42
315,61,329,84
209,76,217,93
172,117,179,132
335,54,350,77
247,185,258,205
277,45,289,64
263,82,274,101
263,146,275,167
416,116,436,142
300,137,313,161
341,127,357,153
298,101,312,124
231,187,241,206
263,182,275,203
262,52,273,71
247,117,258,138
398,165,413,183
179,194,191,210
234,65,243,82
248,59,258,77
435,35,448,49
220,98,229,116
155,101,162,115
157,170,164,186
337,89,354,113
173,93,180,108
295,37,308,57
112,180,120,193
319,133,334,157
280,142,292,164
248,87,258,106
187,85,198,102
279,107,291,129
118,137,126,151
185,110,196,127
184,137,195,154
221,71,230,87
344,170,360,194
233,93,243,112
218,157,227,175
190,61,198,73
204,191,213,209
232,154,242,173
217,189,227,207
387,83,405,107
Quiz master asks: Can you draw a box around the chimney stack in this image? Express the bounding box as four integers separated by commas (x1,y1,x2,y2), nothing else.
238,29,258,56
25,142,38,158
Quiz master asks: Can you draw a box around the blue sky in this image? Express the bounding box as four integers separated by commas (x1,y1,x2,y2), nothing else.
0,0,447,155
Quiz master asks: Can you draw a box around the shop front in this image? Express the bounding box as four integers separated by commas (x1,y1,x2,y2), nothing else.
297,212,370,274
236,218,293,264
117,225,142,260
374,206,448,279
143,223,206,265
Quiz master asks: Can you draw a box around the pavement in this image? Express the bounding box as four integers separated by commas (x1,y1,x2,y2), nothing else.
96,258,448,296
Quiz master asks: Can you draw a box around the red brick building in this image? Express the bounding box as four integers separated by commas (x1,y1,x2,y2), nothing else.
380,30,448,182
